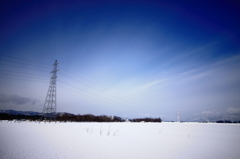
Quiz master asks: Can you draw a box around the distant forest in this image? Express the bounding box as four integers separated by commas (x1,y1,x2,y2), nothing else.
0,113,162,123
2,113,239,123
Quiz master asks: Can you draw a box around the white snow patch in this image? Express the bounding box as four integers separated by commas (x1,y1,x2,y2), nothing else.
0,121,240,159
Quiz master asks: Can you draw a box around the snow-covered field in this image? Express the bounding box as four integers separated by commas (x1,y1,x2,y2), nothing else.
0,121,240,159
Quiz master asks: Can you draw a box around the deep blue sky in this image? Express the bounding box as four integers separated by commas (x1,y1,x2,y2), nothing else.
0,0,240,121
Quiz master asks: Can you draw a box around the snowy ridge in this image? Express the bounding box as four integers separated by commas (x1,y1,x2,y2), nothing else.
0,109,42,116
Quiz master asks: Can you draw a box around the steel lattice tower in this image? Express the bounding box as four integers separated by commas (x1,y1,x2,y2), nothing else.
42,60,59,118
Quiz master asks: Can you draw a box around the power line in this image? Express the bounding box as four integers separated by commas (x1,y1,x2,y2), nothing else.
1,55,145,109
58,80,130,108
58,68,174,112
1,54,50,65
0,63,50,73
59,67,174,115
57,84,124,107
0,76,49,83
0,55,175,116
0,72,49,80
58,80,165,116
0,58,52,69
59,66,148,107
0,69,48,77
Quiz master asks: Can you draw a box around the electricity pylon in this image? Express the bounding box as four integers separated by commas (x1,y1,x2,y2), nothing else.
205,110,209,123
42,60,59,118
177,110,181,122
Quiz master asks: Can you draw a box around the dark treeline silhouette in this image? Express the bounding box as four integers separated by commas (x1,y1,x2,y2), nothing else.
56,113,124,122
0,113,41,121
216,120,240,123
2,113,240,123
130,117,162,122
0,112,163,123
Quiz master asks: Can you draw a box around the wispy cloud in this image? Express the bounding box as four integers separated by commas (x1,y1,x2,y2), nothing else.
186,71,211,82
0,93,37,105
139,79,166,90
181,69,196,75
201,110,221,115
200,107,240,121
213,54,240,66
226,107,240,115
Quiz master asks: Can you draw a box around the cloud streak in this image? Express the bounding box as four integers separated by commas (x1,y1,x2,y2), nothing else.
139,79,166,90
227,107,240,115
0,93,37,105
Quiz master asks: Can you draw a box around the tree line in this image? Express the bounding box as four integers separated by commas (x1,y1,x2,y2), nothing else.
0,113,162,123
0,113,41,121
130,117,162,122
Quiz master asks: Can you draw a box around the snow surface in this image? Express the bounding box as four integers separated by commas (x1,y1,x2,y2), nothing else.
0,121,240,159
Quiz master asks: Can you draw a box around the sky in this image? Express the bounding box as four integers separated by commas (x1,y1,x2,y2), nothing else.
0,0,240,121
